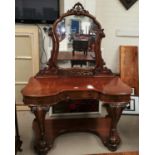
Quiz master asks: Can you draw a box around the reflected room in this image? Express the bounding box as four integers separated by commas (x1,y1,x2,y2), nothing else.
57,16,97,68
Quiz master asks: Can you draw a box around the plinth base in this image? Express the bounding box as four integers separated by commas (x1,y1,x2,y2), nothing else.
32,117,115,154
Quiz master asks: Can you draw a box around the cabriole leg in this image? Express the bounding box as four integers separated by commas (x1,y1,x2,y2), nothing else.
104,104,125,151
31,106,50,155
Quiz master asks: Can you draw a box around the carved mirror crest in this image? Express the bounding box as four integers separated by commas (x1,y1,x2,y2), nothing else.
38,2,112,76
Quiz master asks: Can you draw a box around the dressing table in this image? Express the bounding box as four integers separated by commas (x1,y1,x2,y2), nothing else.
21,3,131,155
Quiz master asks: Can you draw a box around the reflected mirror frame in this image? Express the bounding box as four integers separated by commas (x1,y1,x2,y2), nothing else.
56,19,66,42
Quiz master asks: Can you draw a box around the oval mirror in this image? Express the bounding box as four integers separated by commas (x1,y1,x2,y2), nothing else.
56,15,97,69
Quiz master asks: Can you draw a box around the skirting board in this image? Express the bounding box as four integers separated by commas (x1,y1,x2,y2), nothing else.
16,104,30,111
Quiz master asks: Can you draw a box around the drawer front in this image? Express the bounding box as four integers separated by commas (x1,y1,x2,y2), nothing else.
62,91,98,100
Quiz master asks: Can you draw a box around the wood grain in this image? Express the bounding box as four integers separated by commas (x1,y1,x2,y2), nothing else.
33,117,111,149
120,46,139,96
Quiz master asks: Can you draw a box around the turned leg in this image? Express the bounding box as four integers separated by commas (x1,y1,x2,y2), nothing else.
31,106,50,155
104,104,125,151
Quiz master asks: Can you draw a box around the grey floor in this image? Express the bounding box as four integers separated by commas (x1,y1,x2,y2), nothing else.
17,108,139,155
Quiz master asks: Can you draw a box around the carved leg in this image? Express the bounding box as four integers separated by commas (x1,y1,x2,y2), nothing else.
31,106,50,155
104,104,125,151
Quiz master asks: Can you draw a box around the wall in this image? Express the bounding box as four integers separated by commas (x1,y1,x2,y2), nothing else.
96,0,139,73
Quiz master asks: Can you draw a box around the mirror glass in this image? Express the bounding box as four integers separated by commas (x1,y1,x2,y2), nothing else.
56,15,97,69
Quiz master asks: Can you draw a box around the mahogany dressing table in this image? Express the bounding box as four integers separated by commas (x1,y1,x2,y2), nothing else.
21,3,131,155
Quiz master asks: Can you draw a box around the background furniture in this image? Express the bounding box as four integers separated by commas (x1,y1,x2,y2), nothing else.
120,46,139,115
72,34,96,55
73,39,89,56
120,46,139,96
72,34,96,67
72,39,88,67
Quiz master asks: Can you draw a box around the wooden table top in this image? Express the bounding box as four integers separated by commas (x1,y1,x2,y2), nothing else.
22,76,131,97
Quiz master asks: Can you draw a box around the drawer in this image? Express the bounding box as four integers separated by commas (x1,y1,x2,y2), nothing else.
62,91,98,100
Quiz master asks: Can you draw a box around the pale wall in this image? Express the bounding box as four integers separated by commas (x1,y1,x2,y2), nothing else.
96,0,139,73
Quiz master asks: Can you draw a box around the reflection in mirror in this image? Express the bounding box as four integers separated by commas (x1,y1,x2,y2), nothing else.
56,15,97,69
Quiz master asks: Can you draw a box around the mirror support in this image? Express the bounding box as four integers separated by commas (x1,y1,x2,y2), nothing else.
37,2,112,77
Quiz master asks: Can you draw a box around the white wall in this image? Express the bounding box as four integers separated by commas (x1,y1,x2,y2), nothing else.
96,0,139,73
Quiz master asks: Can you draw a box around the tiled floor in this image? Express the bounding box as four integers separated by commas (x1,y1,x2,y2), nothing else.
16,109,139,155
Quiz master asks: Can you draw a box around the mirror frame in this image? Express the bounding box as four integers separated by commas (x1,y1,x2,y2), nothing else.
38,2,112,76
